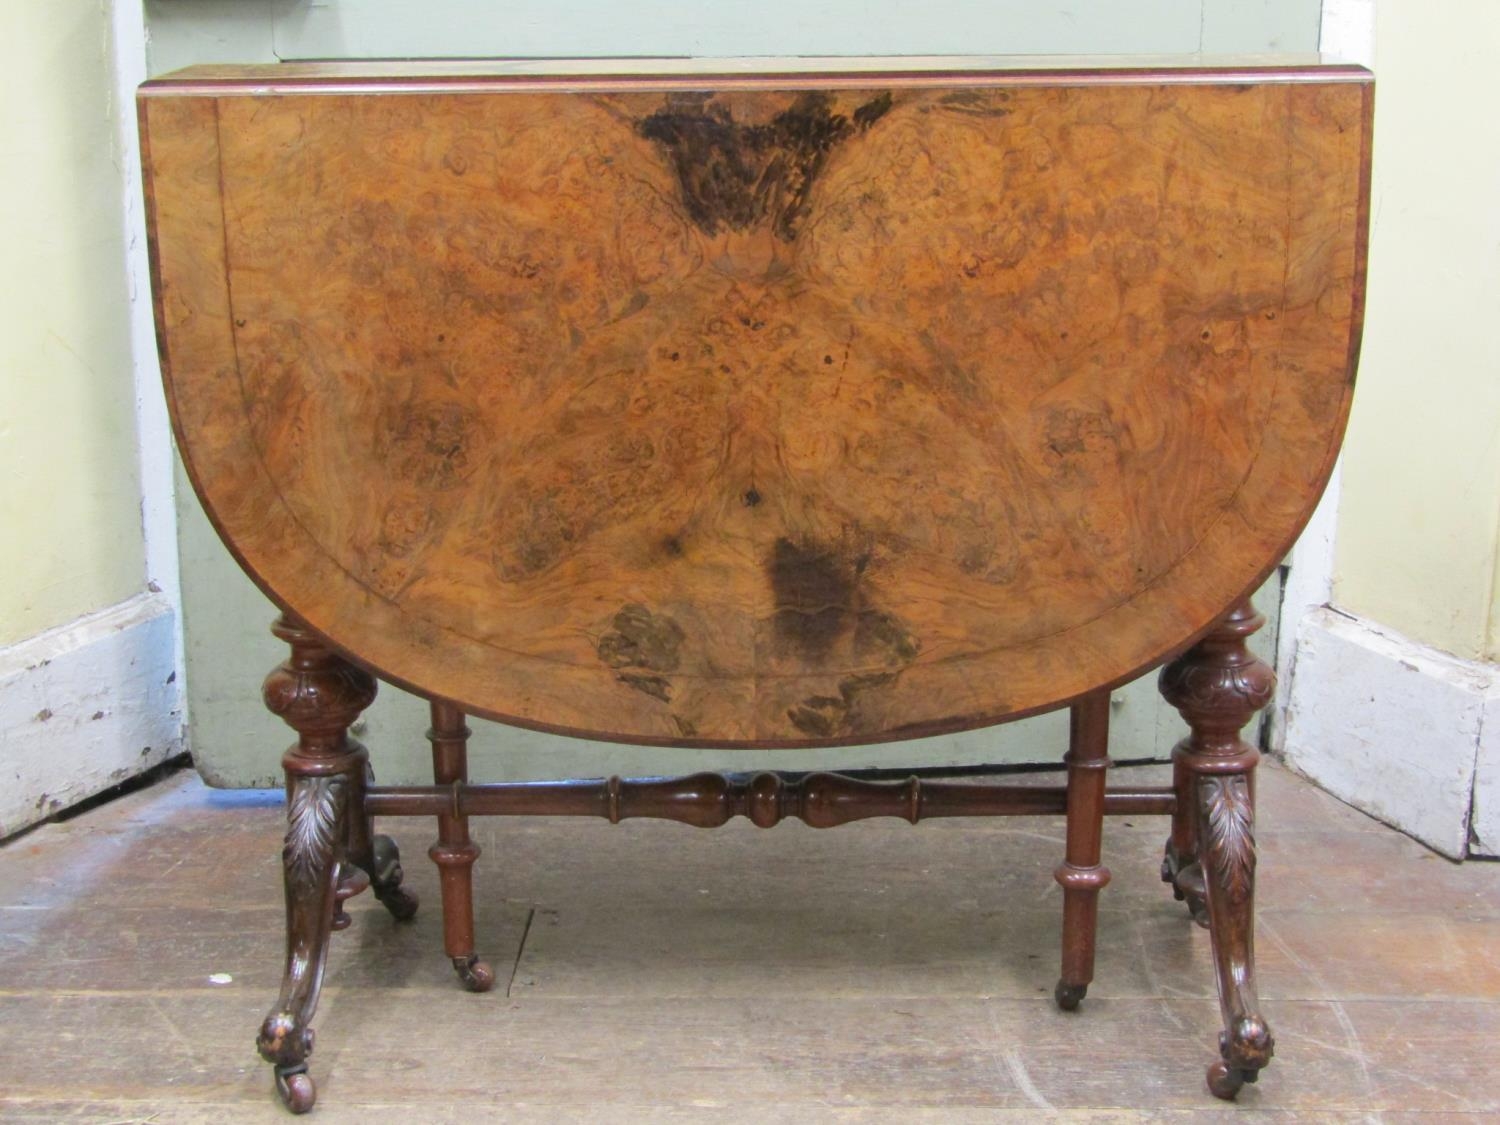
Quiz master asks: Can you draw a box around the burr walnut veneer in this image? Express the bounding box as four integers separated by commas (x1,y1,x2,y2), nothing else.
140,57,1371,1113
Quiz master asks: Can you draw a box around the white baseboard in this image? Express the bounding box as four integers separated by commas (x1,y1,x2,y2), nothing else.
1282,606,1498,859
1475,692,1500,856
0,592,184,838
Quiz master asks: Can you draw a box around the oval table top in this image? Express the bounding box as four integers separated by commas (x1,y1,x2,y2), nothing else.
141,58,1371,747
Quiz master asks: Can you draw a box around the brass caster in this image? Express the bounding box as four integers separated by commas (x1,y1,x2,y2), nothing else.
1186,893,1210,929
1054,980,1087,1011
453,953,495,993
1206,1057,1248,1100
275,1065,317,1114
371,835,419,922
374,882,419,922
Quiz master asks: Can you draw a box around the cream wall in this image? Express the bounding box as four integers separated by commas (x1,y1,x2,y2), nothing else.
1331,0,1500,661
0,2,146,645
1281,0,1500,858
0,1,185,840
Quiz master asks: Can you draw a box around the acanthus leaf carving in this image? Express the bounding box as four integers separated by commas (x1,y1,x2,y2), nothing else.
284,775,346,891
1200,775,1255,905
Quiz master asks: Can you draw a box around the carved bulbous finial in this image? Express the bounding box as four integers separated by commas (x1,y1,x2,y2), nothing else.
1159,602,1275,754
263,614,377,749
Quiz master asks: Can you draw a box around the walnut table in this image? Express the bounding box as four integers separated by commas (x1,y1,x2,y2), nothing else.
139,56,1372,1113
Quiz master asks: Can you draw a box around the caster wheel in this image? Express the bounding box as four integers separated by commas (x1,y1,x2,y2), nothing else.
454,954,495,993
376,883,419,922
275,1066,317,1114
1207,1058,1247,1100
1054,980,1087,1011
1186,894,1210,928
372,835,420,922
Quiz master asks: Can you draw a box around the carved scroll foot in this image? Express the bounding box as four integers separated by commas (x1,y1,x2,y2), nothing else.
1160,600,1276,1097
453,952,496,992
1207,1015,1274,1099
370,833,420,922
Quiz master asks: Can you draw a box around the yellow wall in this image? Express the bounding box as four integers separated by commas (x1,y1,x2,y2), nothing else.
1333,0,1500,661
0,2,146,646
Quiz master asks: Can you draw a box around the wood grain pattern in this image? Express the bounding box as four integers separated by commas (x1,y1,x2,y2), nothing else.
141,65,1371,746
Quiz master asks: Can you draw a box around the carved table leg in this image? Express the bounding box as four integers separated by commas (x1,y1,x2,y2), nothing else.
256,614,378,1114
428,701,494,992
1162,749,1209,927
1159,600,1276,1099
1055,690,1112,1010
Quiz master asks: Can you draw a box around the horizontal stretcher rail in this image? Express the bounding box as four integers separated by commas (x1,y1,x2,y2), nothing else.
363,770,1175,827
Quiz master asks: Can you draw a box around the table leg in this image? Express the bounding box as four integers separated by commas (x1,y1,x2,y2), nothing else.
1162,750,1210,926
256,614,378,1114
1159,600,1276,1099
1054,690,1112,1010
428,701,494,992
347,762,419,923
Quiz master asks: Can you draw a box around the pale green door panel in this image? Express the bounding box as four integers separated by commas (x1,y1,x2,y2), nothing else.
147,1,1322,70
148,0,1307,786
271,0,1208,58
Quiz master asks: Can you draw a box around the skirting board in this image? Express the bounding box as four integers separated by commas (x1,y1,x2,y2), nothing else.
1283,606,1499,859
0,592,184,839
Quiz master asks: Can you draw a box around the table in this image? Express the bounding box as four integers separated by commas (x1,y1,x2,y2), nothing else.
140,56,1371,1113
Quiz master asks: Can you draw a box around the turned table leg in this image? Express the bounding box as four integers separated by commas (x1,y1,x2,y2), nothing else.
428,701,494,992
1159,600,1276,1099
1055,690,1112,1010
256,614,378,1114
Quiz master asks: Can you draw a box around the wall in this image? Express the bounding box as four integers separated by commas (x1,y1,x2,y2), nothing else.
1282,0,1500,858
146,0,1317,787
151,0,1319,60
1331,2,1500,660
0,2,145,644
0,0,185,838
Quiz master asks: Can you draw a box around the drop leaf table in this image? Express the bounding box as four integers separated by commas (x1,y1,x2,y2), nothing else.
139,55,1371,1113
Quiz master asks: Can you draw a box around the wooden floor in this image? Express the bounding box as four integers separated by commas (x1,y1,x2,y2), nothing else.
0,759,1496,1123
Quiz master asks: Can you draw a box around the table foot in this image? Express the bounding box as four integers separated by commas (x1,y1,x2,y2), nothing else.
1206,1057,1246,1100
453,953,496,992
274,1064,317,1114
370,833,420,921
1054,980,1087,1011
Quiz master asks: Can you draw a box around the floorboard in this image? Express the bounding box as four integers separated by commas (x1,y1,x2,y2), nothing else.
0,760,1494,1121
